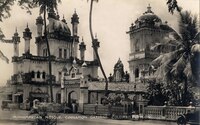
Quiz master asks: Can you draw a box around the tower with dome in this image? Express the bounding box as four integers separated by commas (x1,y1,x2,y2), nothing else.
127,4,176,92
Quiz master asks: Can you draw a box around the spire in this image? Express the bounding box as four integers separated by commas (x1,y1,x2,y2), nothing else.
62,15,67,23
82,36,84,42
95,33,97,39
71,9,79,24
14,27,18,36
144,4,154,14
23,23,32,39
48,7,57,19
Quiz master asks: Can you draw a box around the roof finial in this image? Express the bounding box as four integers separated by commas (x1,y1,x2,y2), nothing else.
147,4,151,11
74,8,76,13
82,36,84,42
95,33,97,39
15,27,17,33
27,23,29,28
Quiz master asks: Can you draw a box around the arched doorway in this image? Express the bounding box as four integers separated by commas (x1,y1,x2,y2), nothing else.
68,91,78,113
68,91,78,104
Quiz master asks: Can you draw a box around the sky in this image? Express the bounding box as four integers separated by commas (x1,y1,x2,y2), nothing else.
0,0,199,86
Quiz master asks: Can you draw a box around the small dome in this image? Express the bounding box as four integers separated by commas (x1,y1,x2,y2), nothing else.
82,62,87,67
47,18,71,36
136,5,162,26
36,15,43,25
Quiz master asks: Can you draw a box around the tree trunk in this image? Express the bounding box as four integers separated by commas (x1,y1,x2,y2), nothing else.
89,0,108,94
43,6,54,102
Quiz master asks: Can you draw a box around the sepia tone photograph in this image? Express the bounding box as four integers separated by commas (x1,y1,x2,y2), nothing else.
0,0,199,125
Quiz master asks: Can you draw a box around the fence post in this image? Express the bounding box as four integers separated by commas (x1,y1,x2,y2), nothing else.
163,101,167,120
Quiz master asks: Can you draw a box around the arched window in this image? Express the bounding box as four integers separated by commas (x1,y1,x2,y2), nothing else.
31,71,35,78
58,72,62,82
64,49,67,59
42,72,46,79
135,68,139,78
37,71,40,78
71,73,75,78
59,48,62,58
135,39,140,52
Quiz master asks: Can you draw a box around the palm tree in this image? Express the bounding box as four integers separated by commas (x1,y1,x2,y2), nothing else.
88,0,109,94
151,11,199,106
19,0,61,102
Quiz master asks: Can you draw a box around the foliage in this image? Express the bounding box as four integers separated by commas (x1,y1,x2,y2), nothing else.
151,11,199,106
0,0,15,22
145,79,196,106
166,0,181,14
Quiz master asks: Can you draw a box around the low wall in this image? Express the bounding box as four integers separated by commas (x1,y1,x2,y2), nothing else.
83,104,109,116
144,105,195,121
83,104,131,117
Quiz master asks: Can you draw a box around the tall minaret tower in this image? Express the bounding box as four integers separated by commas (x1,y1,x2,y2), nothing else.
23,24,32,54
92,35,100,61
79,38,86,61
12,28,20,57
36,15,43,37
71,10,79,58
12,29,20,75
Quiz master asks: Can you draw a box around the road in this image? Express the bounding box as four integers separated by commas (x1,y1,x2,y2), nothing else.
0,109,177,125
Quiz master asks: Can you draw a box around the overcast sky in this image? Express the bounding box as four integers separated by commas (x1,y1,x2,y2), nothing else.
0,0,199,86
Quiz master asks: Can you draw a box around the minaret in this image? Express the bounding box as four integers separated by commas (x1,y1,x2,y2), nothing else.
12,28,20,75
23,24,32,54
36,15,43,36
71,10,79,36
79,38,86,61
92,35,100,61
71,10,79,58
12,28,20,57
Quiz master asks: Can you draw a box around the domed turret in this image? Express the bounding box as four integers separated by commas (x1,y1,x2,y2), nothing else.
36,15,43,36
23,24,32,54
71,10,79,36
47,17,71,39
135,4,162,28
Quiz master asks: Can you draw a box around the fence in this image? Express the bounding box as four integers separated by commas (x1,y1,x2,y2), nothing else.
144,105,195,121
83,104,196,121
83,104,132,118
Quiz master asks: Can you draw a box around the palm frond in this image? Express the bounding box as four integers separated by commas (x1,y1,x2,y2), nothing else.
170,53,187,76
151,49,183,67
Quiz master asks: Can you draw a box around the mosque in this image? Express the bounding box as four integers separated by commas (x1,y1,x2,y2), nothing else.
2,5,179,112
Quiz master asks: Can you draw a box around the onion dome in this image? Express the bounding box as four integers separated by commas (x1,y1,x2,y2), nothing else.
13,28,20,43
23,24,32,39
62,15,67,24
47,18,71,37
71,10,79,24
136,4,162,25
36,15,43,25
82,61,87,67
79,38,86,51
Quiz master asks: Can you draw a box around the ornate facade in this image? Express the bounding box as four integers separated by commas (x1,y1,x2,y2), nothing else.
8,9,100,110
127,5,176,91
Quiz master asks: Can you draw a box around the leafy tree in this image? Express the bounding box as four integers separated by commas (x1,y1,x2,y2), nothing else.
145,79,196,106
18,0,61,102
166,0,181,14
151,10,199,106
87,0,108,94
